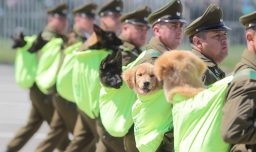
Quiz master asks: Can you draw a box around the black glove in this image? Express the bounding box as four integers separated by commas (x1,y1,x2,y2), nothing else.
28,32,48,53
11,32,26,49
99,50,123,89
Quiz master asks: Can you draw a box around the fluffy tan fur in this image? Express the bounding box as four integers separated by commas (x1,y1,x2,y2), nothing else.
122,63,161,96
154,50,206,102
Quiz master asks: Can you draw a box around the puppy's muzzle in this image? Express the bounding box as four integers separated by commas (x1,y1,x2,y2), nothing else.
143,81,150,88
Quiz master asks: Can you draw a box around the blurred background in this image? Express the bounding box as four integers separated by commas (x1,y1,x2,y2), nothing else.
0,0,255,151
0,0,255,71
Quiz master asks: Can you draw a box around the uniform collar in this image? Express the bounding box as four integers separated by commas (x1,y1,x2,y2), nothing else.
191,49,217,67
241,49,256,68
145,36,170,54
73,26,90,40
41,26,58,40
119,35,136,51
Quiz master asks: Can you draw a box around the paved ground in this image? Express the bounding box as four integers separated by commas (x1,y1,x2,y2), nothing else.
0,64,48,152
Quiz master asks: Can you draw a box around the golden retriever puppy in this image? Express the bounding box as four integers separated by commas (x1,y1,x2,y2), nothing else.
154,50,206,102
122,63,161,96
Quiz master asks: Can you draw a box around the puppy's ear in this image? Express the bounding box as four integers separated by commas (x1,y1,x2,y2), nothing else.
122,68,135,89
154,62,176,81
93,24,104,37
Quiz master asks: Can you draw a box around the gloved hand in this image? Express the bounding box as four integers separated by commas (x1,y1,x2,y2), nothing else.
28,32,48,53
11,32,26,49
99,49,123,89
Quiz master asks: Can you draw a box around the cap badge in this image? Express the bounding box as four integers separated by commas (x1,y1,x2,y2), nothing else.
116,6,121,11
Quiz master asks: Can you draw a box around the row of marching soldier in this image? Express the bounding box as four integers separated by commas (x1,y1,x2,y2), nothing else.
7,0,256,152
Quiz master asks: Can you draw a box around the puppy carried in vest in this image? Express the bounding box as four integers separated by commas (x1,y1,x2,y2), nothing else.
78,24,123,89
154,50,206,102
122,63,161,95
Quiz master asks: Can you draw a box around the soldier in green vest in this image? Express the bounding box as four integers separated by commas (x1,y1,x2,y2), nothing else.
97,6,151,152
185,4,230,86
125,0,186,151
221,11,256,152
6,3,70,152
98,0,123,34
34,3,98,152
65,4,102,152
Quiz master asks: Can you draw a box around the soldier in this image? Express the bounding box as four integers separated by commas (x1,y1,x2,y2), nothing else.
6,3,69,152
63,3,105,152
125,0,186,151
221,11,256,152
184,4,230,86
119,6,151,65
137,0,186,65
98,6,151,152
34,3,97,152
98,0,123,34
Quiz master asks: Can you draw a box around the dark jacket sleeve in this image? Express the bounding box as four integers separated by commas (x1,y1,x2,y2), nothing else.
221,77,256,144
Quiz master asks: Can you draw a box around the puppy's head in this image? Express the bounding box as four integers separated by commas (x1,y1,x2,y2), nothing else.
28,32,48,53
154,50,206,102
11,32,26,49
99,50,123,89
123,63,161,96
79,24,123,51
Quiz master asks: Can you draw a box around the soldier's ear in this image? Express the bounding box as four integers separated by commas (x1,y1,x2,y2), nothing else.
246,31,254,45
192,36,203,50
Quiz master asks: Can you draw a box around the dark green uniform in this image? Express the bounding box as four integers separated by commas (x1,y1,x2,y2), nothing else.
221,11,256,152
59,3,104,152
141,36,170,63
35,30,83,152
96,42,142,152
221,50,256,152
120,39,143,66
191,49,225,86
96,35,143,152
129,1,186,151
7,4,70,152
185,4,230,86
136,36,175,152
97,5,150,152
7,25,69,152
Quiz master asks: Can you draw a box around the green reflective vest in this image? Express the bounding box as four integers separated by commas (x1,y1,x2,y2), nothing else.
99,83,136,137
35,38,63,94
72,49,110,119
132,90,173,152
56,42,82,102
15,35,37,89
172,76,233,152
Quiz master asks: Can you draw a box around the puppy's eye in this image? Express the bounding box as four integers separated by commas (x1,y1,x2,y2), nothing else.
138,73,142,76
150,74,155,78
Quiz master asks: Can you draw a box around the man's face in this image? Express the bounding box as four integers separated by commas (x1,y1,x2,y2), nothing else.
49,15,68,34
154,22,184,49
74,15,95,34
101,13,121,33
123,23,149,47
200,30,228,64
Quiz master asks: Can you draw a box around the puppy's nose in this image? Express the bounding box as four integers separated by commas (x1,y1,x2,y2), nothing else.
143,81,150,87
